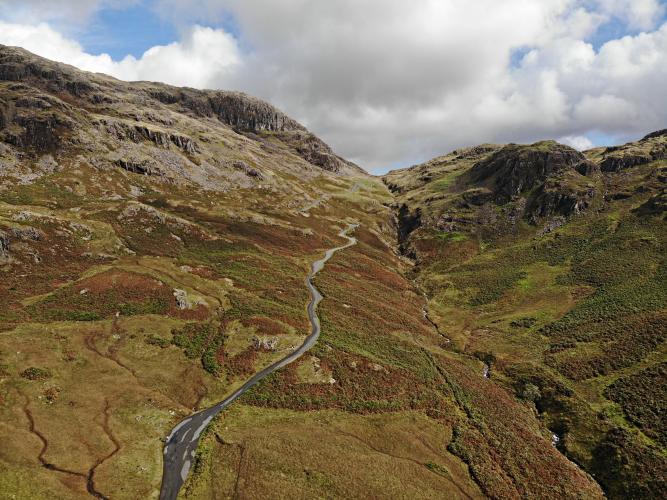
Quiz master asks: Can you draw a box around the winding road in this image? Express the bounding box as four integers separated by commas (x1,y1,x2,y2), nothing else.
159,223,358,500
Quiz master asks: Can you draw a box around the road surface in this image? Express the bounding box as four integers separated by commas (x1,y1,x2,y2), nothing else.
158,223,358,500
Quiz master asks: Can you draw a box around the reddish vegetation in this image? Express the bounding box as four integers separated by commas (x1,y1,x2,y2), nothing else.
241,316,287,335
189,265,220,280
243,348,452,418
0,222,104,321
441,356,602,499
225,221,329,257
227,347,258,378
26,270,209,321
415,237,478,268
354,227,388,252
76,270,164,295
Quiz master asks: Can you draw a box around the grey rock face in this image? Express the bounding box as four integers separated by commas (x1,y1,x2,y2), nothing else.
600,154,653,172
0,47,95,97
209,92,303,132
526,185,595,220
468,142,585,203
101,119,200,154
277,130,360,174
251,335,279,351
146,87,304,133
14,114,63,151
0,229,9,259
173,289,191,310
231,160,263,179
11,226,44,241
575,160,600,176
116,159,161,176
0,44,364,185
599,136,667,172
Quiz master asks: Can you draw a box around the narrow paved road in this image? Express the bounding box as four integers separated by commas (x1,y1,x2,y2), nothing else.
159,223,358,500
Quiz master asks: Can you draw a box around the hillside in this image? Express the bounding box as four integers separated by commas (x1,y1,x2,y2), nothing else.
0,46,644,500
384,133,667,498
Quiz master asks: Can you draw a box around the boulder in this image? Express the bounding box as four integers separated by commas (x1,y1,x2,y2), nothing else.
173,289,191,310
251,335,279,351
231,160,264,179
11,226,44,241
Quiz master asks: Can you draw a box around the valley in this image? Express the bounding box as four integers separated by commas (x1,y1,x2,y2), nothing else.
0,45,663,500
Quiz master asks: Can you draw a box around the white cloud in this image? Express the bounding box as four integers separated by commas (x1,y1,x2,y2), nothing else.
111,27,241,88
0,0,137,26
1,1,666,172
559,135,595,150
593,0,666,30
0,22,241,88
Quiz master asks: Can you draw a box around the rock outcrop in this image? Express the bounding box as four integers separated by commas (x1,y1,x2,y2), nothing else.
464,141,598,221
597,132,667,172
102,119,200,154
634,189,667,216
10,226,44,241
0,229,9,260
468,141,586,203
0,47,95,97
251,336,279,351
395,203,421,255
173,289,191,310
641,129,667,141
0,44,364,184
230,160,263,179
146,87,304,133
277,130,360,174
526,184,595,219
600,154,654,172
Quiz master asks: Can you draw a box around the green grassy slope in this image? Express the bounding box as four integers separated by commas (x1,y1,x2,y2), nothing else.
385,132,667,498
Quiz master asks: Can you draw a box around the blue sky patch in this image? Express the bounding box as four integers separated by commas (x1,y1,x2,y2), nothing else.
79,2,178,59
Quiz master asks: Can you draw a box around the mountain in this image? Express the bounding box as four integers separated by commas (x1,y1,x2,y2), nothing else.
0,46,660,500
0,44,362,191
384,132,667,498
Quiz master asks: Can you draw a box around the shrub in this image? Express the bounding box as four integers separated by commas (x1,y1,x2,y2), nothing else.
145,334,170,348
171,322,227,376
510,317,537,328
21,367,52,380
520,383,542,403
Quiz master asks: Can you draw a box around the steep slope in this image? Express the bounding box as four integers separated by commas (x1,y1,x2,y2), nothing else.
0,44,362,193
385,133,667,498
0,47,603,500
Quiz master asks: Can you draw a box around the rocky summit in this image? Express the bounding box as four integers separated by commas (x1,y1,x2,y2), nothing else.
0,46,664,500
0,45,361,192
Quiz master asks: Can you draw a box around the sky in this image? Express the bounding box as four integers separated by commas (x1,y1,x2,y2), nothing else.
0,1,666,174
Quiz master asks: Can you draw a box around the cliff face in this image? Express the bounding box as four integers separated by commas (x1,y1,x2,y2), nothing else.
145,87,305,133
466,141,598,220
0,44,363,187
468,141,587,203
383,130,666,259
